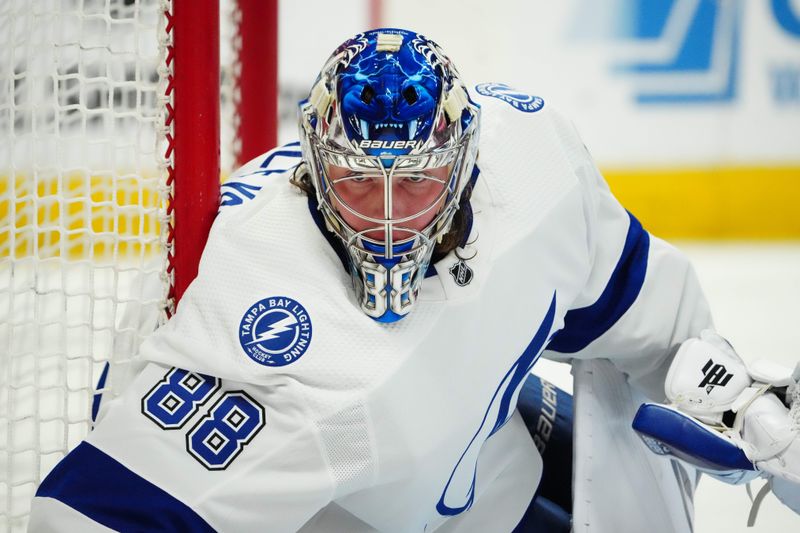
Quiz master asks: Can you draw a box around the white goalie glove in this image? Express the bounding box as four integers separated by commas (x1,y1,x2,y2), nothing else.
632,330,800,524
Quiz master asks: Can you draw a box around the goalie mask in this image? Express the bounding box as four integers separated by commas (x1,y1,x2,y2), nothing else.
299,29,480,323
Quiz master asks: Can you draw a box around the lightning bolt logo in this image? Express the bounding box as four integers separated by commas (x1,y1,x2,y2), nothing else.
245,314,297,346
239,296,314,368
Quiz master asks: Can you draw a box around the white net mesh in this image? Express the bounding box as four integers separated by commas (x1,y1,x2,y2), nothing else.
0,0,192,529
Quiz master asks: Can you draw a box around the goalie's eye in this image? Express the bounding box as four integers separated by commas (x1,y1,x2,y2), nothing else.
342,173,378,184
402,86,418,105
360,85,375,104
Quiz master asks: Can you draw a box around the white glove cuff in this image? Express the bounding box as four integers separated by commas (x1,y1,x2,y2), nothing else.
665,332,752,423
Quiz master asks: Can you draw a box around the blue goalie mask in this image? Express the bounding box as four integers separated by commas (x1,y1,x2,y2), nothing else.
299,29,480,322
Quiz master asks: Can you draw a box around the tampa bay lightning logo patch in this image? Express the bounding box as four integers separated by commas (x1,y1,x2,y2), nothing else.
475,83,544,113
239,296,312,367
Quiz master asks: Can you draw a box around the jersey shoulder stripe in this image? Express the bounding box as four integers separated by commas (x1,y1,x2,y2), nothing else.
547,211,650,354
35,441,215,532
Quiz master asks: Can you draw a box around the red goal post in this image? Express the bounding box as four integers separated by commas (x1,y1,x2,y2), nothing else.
171,0,278,304
0,0,277,530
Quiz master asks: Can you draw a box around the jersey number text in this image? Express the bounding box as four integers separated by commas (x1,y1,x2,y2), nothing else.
142,367,266,470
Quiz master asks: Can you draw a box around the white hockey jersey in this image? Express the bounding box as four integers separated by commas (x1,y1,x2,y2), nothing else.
30,84,713,532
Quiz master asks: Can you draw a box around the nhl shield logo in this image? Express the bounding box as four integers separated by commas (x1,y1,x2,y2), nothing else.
448,260,474,287
239,296,312,367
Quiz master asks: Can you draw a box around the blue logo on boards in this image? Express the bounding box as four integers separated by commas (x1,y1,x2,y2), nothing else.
474,83,545,113
573,0,743,103
771,0,800,38
239,296,312,367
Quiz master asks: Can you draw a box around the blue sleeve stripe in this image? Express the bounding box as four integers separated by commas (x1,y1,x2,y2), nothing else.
259,148,302,169
91,362,110,423
547,211,650,354
36,442,215,532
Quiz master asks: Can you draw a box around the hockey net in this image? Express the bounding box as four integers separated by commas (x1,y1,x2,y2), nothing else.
0,0,276,529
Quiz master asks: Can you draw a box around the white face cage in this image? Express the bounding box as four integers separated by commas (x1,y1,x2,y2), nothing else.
317,145,464,255
299,100,479,321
